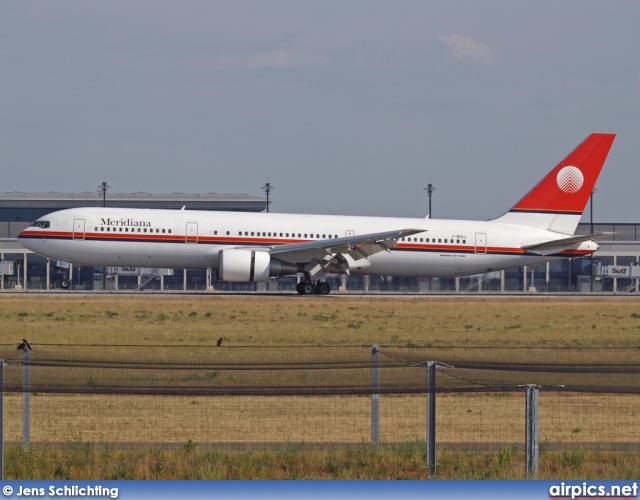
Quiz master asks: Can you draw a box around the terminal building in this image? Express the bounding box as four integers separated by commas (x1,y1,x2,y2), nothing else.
1,191,640,293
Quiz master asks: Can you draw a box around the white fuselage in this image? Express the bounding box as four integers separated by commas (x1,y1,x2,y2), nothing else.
18,207,596,278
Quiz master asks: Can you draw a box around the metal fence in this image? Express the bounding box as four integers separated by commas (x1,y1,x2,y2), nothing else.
1,343,639,477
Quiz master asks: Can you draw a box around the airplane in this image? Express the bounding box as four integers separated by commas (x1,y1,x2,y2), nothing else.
18,133,615,295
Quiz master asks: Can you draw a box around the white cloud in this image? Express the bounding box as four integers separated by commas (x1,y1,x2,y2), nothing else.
439,34,498,63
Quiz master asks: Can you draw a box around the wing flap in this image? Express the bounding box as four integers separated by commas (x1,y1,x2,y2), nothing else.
269,228,425,263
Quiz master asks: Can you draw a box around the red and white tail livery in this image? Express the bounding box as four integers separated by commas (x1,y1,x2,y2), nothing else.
18,133,616,294
496,133,615,234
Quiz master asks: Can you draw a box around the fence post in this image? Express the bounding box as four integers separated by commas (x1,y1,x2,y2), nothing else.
0,360,4,480
23,349,30,448
427,361,436,475
371,345,380,444
525,385,540,478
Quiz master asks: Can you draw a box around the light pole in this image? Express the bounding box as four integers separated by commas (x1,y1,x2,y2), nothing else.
261,182,274,213
590,188,597,292
590,188,597,235
96,181,111,290
97,181,111,207
424,183,436,218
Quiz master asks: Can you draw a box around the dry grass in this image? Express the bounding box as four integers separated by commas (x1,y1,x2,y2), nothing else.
3,393,638,445
1,295,640,348
0,294,638,479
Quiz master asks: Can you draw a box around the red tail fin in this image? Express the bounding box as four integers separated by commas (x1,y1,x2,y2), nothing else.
494,133,615,234
511,133,615,215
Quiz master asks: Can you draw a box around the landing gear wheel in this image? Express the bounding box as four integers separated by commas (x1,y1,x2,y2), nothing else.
301,282,315,295
296,281,315,295
315,282,331,295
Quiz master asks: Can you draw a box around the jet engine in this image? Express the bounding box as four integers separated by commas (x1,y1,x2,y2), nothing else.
218,249,298,282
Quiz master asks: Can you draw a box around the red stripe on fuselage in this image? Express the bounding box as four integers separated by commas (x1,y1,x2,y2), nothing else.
20,230,596,257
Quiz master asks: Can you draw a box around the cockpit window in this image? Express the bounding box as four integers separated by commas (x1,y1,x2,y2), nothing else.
30,221,50,229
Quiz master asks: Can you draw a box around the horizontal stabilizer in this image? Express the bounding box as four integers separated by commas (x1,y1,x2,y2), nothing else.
522,232,613,251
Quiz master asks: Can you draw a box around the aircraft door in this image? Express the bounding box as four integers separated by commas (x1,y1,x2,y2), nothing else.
186,222,198,243
73,219,86,240
474,233,487,254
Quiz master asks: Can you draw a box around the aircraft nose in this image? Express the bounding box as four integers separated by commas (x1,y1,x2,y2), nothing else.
17,228,37,251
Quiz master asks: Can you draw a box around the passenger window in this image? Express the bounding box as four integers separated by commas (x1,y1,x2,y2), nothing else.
120,228,123,232
168,229,172,234
94,227,98,231
438,239,441,243
125,228,129,232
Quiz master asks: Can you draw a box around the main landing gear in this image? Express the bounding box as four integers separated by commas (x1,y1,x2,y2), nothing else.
296,280,331,295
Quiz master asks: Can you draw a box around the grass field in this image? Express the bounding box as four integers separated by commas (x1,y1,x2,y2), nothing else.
2,294,640,347
0,294,638,479
5,443,640,480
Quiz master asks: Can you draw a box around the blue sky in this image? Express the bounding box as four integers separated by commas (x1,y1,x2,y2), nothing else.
2,1,639,221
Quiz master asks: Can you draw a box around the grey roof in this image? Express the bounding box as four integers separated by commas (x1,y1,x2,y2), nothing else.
0,191,265,201
0,192,269,212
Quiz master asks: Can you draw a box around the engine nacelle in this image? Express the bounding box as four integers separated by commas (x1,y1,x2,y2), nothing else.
218,249,297,282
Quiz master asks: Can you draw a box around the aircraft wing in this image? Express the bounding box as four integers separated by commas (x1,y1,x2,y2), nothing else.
522,233,613,252
269,228,425,267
